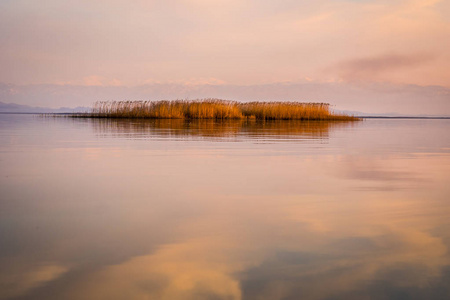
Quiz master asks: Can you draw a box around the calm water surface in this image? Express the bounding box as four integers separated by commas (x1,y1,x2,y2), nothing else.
1,114,450,299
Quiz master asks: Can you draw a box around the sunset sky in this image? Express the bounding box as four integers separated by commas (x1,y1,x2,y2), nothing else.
1,0,449,115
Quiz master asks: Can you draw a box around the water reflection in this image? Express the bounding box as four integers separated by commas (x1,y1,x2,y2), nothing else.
0,115,450,300
84,118,357,141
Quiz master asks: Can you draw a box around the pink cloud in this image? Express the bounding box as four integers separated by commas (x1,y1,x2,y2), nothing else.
331,53,435,83
142,78,227,86
83,76,105,86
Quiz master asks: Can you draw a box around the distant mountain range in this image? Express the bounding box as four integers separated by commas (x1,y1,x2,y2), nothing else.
0,101,90,113
334,109,450,118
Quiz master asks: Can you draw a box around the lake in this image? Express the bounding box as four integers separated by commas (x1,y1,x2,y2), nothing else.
1,114,450,300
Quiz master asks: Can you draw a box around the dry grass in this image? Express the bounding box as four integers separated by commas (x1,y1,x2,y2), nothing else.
85,99,358,121
240,102,332,120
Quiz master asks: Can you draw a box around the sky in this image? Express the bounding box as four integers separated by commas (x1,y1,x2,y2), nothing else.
1,0,449,114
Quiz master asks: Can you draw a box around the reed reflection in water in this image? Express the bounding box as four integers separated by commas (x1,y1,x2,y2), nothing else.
85,118,357,141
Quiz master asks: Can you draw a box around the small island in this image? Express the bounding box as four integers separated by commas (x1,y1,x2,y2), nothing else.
75,99,359,121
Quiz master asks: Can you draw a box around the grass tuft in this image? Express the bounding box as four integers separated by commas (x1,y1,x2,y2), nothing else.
80,99,359,121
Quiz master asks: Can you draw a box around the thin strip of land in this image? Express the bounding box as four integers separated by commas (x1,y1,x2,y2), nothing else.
75,99,359,121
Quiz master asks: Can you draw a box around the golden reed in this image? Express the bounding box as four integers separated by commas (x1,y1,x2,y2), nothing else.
86,99,358,121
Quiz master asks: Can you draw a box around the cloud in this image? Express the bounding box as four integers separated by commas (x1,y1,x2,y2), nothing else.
0,262,68,299
82,76,105,86
331,53,435,83
52,239,243,300
1,0,449,87
142,77,227,86
55,76,124,87
240,229,449,300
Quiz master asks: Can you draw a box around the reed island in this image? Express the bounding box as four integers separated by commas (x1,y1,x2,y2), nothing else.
80,99,359,121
